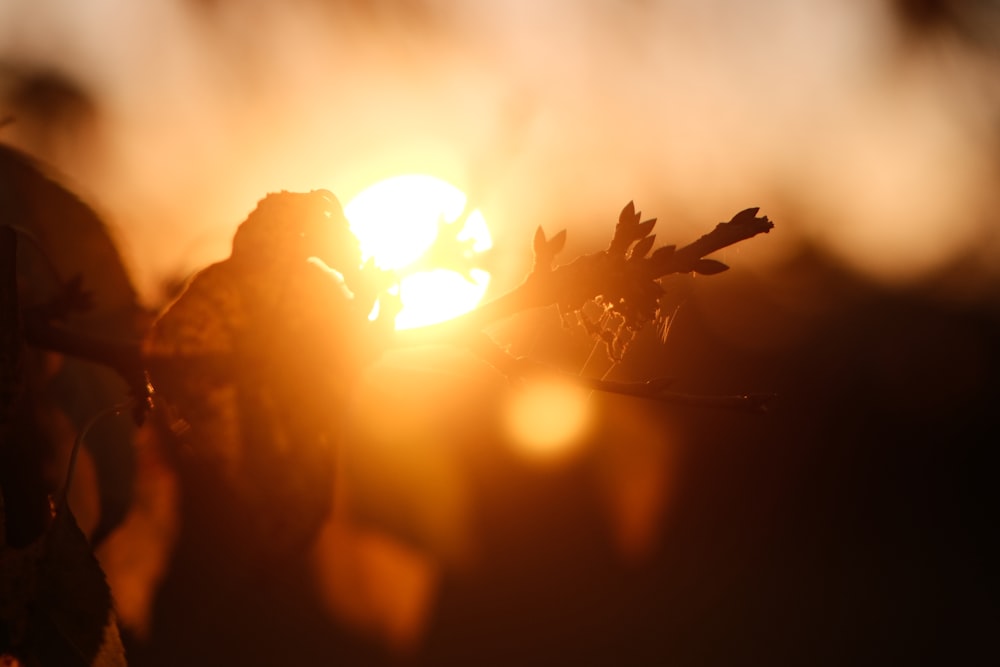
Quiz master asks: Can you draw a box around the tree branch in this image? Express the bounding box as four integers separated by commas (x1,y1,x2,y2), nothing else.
464,331,772,412
10,202,773,414
395,205,773,347
21,315,149,407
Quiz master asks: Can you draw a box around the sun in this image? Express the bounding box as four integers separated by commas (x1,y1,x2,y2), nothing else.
344,175,492,330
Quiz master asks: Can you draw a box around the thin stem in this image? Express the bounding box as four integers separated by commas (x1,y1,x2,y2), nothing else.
579,339,603,378
58,400,134,509
22,315,147,397
466,331,771,411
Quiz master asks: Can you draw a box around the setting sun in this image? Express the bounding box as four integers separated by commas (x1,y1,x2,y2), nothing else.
344,175,492,330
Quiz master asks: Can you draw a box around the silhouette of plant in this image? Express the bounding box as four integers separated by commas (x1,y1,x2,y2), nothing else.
1,145,772,666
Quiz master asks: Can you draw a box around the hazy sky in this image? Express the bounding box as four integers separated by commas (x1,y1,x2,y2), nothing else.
2,0,999,303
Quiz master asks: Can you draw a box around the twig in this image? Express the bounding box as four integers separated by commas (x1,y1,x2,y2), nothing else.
466,332,773,412
395,206,773,347
57,400,134,510
21,315,148,404
647,207,773,277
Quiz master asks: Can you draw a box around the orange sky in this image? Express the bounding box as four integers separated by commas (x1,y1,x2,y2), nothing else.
2,0,999,303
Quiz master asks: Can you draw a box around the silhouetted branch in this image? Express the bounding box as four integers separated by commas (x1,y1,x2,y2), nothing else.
10,201,773,414
21,316,149,408
396,205,773,349
465,332,772,412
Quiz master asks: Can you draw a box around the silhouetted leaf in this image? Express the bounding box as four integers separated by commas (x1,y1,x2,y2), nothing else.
693,259,729,275
729,207,761,226
619,201,637,227
0,145,140,330
533,226,547,257
548,229,567,256
634,219,656,240
650,244,676,263
1,504,126,666
610,202,643,256
629,235,655,261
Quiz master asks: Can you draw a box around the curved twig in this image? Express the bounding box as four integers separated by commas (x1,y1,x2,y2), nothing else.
465,332,773,412
57,400,134,510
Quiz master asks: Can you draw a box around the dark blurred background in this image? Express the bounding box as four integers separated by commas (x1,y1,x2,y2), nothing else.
2,1,997,665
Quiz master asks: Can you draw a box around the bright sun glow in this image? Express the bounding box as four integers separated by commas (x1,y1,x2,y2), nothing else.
344,175,492,330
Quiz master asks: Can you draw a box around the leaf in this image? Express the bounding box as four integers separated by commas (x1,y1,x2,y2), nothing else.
548,229,567,256
0,145,140,331
1,505,126,666
692,258,730,275
610,201,643,256
532,227,565,271
634,219,656,240
729,207,761,225
629,235,655,261
533,226,547,257
618,201,637,227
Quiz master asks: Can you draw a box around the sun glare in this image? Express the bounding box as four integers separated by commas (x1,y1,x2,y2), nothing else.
344,175,492,330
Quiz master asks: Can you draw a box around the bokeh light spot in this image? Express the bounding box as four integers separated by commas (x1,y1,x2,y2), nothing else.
504,380,591,463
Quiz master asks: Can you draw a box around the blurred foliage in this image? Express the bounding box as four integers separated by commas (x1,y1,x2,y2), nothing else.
142,190,394,559
0,223,124,666
1,145,143,546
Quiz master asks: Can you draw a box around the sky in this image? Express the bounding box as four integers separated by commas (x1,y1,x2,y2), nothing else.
2,0,1000,304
